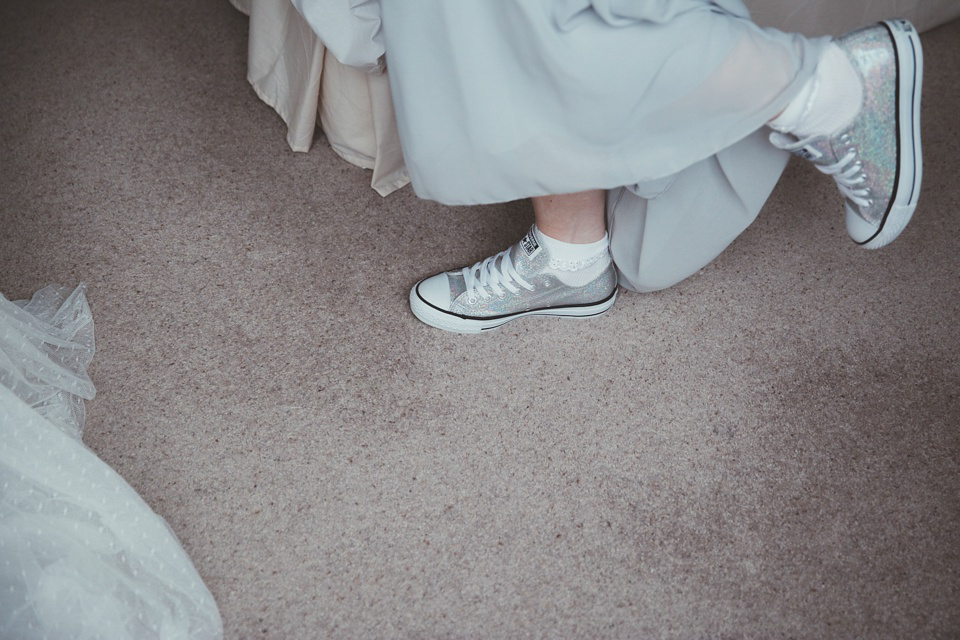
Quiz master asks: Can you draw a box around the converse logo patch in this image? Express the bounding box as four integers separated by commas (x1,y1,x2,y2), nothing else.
891,19,915,34
795,145,823,162
520,231,542,258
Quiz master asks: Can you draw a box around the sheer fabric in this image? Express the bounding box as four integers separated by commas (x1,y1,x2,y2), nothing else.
378,0,829,204
0,286,95,440
280,0,958,199
0,286,222,640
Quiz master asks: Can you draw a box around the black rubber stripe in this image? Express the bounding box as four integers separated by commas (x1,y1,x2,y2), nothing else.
478,307,613,331
905,34,920,207
415,281,617,322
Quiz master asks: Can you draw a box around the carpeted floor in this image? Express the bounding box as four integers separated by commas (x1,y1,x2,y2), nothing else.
1,1,958,638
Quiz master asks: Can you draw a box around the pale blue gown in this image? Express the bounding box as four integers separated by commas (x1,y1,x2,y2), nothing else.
294,0,831,290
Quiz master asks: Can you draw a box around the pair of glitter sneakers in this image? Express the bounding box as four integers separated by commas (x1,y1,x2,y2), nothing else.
411,20,923,333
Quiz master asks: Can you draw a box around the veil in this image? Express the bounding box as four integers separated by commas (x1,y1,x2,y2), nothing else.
0,285,222,640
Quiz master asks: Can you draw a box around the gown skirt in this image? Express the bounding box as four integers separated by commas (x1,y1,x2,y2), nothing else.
298,0,833,290
377,0,828,205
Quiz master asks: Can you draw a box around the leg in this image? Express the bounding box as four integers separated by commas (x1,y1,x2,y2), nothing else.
609,128,791,292
769,20,923,249
531,190,606,244
409,191,617,333
611,19,925,294
403,12,922,331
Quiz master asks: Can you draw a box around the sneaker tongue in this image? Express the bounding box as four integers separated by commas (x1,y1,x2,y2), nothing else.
518,229,542,259
770,130,828,162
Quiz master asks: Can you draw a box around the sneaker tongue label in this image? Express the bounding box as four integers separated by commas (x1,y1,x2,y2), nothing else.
520,231,541,258
796,145,823,162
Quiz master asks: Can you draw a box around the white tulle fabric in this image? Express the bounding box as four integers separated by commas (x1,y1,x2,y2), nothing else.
0,286,222,640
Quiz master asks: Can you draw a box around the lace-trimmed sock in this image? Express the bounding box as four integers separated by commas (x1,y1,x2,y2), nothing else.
532,226,611,287
769,43,863,138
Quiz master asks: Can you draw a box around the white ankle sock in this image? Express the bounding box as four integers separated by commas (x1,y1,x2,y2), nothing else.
769,43,863,138
532,225,611,286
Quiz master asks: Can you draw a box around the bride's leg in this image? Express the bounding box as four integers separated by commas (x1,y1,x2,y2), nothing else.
531,190,606,244
409,190,617,333
666,17,923,250
768,20,924,249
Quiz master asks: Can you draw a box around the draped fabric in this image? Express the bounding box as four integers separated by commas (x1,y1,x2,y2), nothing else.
0,286,223,640
376,0,828,204
275,0,960,199
276,0,956,290
552,0,750,28
235,0,408,196
290,0,384,72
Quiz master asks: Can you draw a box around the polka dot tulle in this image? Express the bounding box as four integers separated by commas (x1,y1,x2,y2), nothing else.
1,286,222,640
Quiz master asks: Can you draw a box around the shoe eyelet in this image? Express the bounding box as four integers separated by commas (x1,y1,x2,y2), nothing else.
466,296,478,305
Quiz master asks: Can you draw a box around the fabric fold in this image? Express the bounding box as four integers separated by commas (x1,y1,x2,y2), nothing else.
378,0,827,204
290,0,385,72
0,285,223,640
554,0,750,30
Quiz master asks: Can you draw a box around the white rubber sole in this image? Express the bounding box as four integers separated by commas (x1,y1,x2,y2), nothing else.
858,19,924,249
409,285,618,334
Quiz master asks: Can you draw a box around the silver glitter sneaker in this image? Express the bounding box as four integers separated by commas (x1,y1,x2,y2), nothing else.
770,19,923,249
409,227,618,333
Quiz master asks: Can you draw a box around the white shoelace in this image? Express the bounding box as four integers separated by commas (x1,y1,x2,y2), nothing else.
462,249,533,302
815,148,872,208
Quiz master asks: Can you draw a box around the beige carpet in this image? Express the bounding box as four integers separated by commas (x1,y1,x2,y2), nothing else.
1,1,958,637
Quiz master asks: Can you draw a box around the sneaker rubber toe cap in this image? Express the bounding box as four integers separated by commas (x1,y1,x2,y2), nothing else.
415,273,452,311
845,205,880,245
